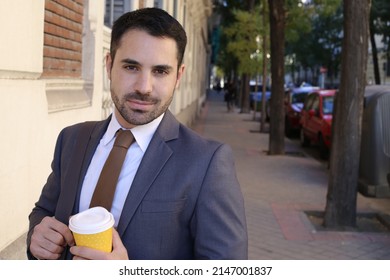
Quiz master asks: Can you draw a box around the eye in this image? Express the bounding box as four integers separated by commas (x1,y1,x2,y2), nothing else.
154,69,168,75
123,65,138,71
153,68,169,75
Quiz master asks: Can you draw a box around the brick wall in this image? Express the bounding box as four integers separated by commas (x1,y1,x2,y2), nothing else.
42,0,83,78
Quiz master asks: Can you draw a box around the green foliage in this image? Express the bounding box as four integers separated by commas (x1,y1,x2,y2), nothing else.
285,0,313,43
285,0,343,83
311,0,342,16
285,0,342,44
222,7,264,75
213,0,345,83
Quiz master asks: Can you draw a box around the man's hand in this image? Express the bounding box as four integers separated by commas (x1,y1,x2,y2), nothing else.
70,228,128,260
30,216,75,260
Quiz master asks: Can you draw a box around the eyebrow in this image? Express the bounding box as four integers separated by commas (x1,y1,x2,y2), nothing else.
154,64,174,72
121,58,141,66
121,58,174,72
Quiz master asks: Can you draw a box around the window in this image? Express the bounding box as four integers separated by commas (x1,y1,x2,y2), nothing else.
173,0,178,18
311,95,320,111
304,94,315,110
154,0,163,9
105,0,132,27
322,96,334,115
291,93,307,104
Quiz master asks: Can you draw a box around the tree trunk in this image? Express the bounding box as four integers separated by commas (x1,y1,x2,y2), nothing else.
369,18,381,84
324,0,371,229
260,0,268,133
267,0,285,155
242,0,255,114
240,73,250,113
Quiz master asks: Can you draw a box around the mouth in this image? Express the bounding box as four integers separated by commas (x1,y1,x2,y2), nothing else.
125,97,157,111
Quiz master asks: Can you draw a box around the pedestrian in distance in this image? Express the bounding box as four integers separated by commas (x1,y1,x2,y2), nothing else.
224,80,236,112
27,7,248,260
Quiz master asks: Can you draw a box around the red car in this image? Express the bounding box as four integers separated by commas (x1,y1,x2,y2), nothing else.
300,89,336,159
284,86,319,137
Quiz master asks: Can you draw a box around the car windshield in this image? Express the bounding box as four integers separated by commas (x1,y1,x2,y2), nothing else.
322,96,334,114
291,93,307,104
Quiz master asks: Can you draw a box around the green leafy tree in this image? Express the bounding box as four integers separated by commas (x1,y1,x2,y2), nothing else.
285,0,342,86
285,0,313,43
223,7,263,112
213,0,245,80
224,9,262,75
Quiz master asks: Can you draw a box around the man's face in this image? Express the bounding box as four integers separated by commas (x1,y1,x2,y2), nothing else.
106,29,185,128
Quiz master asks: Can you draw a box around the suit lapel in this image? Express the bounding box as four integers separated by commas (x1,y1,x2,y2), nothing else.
56,118,110,222
117,111,179,234
74,119,111,210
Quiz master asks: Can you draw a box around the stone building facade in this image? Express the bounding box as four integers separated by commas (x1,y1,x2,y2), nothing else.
0,0,212,258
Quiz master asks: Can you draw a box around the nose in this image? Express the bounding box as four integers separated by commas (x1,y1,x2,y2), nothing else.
134,71,152,94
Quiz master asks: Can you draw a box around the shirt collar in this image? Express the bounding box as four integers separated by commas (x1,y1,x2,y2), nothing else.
102,112,164,153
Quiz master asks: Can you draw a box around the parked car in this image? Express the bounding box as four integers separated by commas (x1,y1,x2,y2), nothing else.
265,84,319,123
284,86,319,137
249,81,271,111
300,89,336,159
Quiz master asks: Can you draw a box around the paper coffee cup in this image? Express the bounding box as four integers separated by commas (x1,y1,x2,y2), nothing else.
69,207,115,253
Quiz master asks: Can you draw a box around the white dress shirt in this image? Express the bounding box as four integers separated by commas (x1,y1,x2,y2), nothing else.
79,112,164,227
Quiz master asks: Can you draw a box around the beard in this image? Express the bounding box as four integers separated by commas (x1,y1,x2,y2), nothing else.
111,90,173,126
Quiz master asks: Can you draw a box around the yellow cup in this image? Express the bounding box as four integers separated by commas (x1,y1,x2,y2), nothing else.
69,207,115,253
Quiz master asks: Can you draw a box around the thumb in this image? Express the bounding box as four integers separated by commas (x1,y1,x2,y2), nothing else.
112,228,123,249
111,228,129,259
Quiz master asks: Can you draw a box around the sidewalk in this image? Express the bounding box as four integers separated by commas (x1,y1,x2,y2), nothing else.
192,90,390,260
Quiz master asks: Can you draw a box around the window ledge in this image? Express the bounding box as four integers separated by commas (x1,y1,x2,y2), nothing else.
44,79,92,113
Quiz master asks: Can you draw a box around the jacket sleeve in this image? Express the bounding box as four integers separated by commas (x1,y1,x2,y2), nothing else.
26,128,67,259
26,120,102,260
191,143,248,259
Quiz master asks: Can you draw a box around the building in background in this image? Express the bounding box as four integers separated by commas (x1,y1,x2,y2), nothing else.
0,0,212,258
367,34,390,85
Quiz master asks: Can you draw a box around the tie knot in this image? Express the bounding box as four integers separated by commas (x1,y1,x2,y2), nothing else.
114,129,134,149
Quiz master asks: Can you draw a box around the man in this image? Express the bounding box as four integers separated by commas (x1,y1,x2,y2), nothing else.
224,80,236,112
27,7,247,260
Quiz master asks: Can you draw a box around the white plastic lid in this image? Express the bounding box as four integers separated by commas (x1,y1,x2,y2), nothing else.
69,207,115,234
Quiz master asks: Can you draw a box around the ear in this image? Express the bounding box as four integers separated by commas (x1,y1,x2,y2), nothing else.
105,53,112,80
175,64,186,89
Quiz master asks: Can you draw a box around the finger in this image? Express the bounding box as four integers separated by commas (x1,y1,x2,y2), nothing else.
39,216,72,246
39,234,66,254
30,220,65,259
30,230,62,260
111,228,128,259
111,228,122,249
46,217,75,246
70,246,106,260
30,242,62,260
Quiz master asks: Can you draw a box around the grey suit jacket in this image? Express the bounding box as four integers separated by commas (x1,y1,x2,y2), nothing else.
27,110,248,259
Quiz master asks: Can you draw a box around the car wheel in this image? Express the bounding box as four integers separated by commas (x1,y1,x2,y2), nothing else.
300,129,310,147
318,134,329,159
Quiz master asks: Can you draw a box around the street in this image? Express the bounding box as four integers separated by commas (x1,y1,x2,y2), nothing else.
193,90,390,259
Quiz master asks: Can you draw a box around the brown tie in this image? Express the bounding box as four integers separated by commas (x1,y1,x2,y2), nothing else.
90,129,134,211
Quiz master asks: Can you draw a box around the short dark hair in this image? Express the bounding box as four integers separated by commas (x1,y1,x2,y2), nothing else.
110,8,187,68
